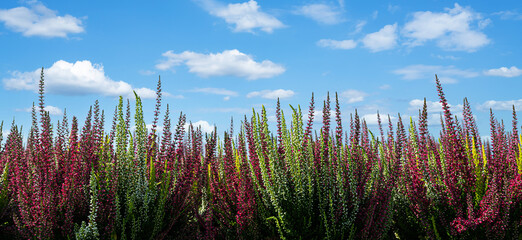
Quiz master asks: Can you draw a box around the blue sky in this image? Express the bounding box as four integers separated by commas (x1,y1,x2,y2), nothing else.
1,0,521,138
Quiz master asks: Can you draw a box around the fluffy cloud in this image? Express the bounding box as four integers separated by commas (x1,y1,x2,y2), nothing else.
197,0,284,33
190,87,238,96
402,4,490,52
317,39,356,50
294,4,343,24
247,89,295,99
362,23,398,52
479,99,522,111
0,2,84,38
361,113,397,125
156,49,285,80
341,89,367,103
3,60,156,99
409,99,463,113
393,64,479,83
312,109,336,123
18,105,63,116
484,66,522,78
133,88,157,99
185,120,215,133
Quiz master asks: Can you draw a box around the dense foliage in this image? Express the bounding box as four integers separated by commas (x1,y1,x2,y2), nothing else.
0,70,521,239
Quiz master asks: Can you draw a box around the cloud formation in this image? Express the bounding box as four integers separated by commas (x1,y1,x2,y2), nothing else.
191,87,238,96
0,2,84,38
3,60,156,99
493,10,522,20
185,120,215,133
247,89,295,99
484,66,522,78
156,49,285,80
197,0,284,33
294,4,344,24
341,89,367,103
393,64,479,83
408,99,462,112
17,105,63,116
317,39,356,49
402,4,490,52
362,23,398,52
361,113,397,125
479,99,522,111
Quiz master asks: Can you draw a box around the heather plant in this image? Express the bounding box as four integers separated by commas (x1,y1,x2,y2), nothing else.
8,69,95,239
201,119,260,239
4,72,522,239
75,78,201,240
148,80,202,238
110,92,160,239
0,121,22,237
392,76,522,239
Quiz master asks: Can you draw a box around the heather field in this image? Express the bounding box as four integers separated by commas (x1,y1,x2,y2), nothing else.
1,2,522,239
0,73,520,240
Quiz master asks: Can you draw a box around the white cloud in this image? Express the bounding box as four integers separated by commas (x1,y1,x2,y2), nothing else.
197,0,284,33
362,23,398,52
294,4,343,24
156,49,285,80
133,88,157,99
402,4,490,52
185,120,215,133
146,124,163,133
247,89,295,99
393,64,479,83
361,113,397,125
479,99,522,111
42,105,63,115
493,10,522,20
408,99,442,113
3,60,156,99
0,2,84,38
190,87,238,96
341,89,367,103
223,96,230,101
484,66,522,78
317,39,356,49
312,109,336,123
433,54,459,60
409,99,463,113
18,105,63,116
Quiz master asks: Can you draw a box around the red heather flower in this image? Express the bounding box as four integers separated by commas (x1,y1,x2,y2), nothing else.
436,76,474,210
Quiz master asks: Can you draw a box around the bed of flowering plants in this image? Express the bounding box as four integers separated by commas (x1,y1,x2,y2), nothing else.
0,70,522,240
